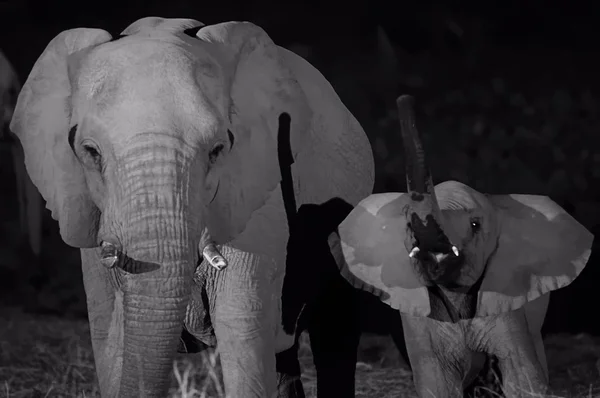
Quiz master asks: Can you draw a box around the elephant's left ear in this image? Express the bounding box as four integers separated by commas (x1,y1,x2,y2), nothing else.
477,194,594,317
195,22,311,158
194,22,312,242
329,192,431,317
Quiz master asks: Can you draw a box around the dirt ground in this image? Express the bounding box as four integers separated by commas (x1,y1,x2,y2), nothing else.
0,307,599,398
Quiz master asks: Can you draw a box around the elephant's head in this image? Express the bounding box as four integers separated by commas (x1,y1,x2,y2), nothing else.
330,95,594,319
10,17,311,396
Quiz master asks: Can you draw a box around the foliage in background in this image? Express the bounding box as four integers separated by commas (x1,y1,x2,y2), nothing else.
0,11,598,330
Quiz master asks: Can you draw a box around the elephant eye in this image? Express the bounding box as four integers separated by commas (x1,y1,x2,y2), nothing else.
470,218,481,234
81,140,103,170
84,144,100,159
208,142,225,164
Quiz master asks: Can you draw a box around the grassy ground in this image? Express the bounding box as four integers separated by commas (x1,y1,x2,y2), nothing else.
1,306,599,398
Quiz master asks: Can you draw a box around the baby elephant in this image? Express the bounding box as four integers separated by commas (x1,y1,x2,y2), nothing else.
328,95,594,397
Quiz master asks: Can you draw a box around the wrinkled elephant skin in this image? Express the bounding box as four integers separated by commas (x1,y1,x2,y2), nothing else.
10,17,374,398
331,95,593,397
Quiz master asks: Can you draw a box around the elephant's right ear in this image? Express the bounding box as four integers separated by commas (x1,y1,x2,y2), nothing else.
476,194,594,316
9,28,112,248
328,192,432,317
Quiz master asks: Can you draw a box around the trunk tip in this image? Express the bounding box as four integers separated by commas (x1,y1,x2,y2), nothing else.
396,95,415,113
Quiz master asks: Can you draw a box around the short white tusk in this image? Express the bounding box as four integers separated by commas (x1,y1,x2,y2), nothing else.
452,246,459,257
408,246,420,258
100,241,119,269
203,243,228,270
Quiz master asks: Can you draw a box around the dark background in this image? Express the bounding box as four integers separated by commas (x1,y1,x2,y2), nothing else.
0,0,598,336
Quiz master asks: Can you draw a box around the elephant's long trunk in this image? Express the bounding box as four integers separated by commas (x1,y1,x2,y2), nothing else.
94,141,203,397
397,95,459,270
397,95,433,197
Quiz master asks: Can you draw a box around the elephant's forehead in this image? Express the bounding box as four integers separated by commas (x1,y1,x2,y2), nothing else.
434,181,488,211
74,37,226,128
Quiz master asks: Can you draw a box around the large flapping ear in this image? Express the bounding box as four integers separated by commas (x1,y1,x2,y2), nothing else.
9,29,112,248
329,192,431,317
121,17,204,36
476,194,594,317
195,22,312,242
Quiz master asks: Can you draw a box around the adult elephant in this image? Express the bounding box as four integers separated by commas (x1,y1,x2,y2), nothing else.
328,95,594,397
10,17,375,398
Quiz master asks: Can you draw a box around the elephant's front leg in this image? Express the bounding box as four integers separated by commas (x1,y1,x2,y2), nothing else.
473,310,548,398
401,314,466,398
207,245,279,398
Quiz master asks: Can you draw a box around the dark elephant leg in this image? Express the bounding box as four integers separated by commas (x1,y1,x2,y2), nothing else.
308,279,360,398
280,198,359,397
276,342,306,398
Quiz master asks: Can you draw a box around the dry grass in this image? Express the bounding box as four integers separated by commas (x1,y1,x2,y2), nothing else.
1,307,599,398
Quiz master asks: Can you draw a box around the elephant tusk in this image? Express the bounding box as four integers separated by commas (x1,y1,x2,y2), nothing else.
451,246,459,256
100,241,119,268
408,246,420,258
203,243,228,270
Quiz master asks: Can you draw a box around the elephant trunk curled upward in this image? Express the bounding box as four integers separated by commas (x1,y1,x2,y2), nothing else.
10,17,374,397
330,95,594,397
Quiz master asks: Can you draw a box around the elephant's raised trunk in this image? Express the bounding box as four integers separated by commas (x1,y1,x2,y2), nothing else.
397,95,460,281
91,140,204,397
397,95,432,196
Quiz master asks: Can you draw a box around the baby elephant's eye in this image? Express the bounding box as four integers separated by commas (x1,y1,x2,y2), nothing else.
470,218,481,233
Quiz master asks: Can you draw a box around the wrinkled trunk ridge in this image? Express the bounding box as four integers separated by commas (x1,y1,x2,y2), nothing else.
396,95,459,258
396,95,433,196
397,95,441,213
101,143,203,397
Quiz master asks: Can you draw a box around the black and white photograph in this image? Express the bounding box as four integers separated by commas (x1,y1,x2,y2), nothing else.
0,0,598,396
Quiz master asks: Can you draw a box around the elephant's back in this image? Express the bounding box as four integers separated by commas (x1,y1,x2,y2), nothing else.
277,46,375,208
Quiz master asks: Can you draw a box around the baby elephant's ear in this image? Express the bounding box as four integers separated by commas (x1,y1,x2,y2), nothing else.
477,194,594,317
329,192,431,317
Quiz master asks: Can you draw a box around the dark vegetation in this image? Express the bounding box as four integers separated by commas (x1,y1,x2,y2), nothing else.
0,0,599,396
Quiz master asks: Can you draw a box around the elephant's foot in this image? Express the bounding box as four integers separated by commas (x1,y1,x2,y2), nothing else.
308,281,360,398
480,311,548,397
409,355,464,398
277,373,305,398
497,353,547,398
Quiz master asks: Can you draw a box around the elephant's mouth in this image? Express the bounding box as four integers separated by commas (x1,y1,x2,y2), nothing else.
408,227,465,288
